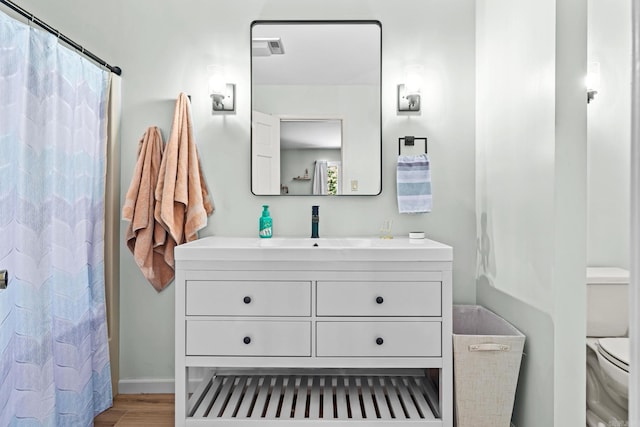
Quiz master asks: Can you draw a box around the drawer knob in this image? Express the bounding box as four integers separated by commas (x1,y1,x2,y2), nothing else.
376,337,384,345
376,296,384,304
243,296,252,304
243,336,251,345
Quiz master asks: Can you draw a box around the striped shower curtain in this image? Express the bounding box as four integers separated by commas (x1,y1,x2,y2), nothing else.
0,10,112,426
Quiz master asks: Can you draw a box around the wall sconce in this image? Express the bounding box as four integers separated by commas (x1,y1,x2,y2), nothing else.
208,65,235,113
586,62,600,104
398,65,423,112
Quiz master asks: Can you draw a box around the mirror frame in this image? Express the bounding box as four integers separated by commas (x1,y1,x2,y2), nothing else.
250,20,382,196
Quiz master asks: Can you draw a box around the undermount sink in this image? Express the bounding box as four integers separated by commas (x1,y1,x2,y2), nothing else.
176,236,452,263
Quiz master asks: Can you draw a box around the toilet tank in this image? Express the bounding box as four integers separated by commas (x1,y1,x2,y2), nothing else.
587,267,629,337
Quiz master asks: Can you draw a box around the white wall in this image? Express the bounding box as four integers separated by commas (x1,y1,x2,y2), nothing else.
587,0,631,269
12,0,477,388
476,0,587,425
476,0,556,309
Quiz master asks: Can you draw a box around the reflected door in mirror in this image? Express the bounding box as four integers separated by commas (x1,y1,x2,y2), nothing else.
252,111,280,195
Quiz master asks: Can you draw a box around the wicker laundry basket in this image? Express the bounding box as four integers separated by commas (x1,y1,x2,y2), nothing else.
452,305,525,427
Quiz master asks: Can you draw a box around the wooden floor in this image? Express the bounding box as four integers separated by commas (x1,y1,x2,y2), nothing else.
94,394,174,426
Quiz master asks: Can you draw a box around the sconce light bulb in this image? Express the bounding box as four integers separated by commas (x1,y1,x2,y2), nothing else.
207,64,227,96
404,64,424,95
586,62,601,91
209,76,226,96
405,79,421,96
207,64,235,113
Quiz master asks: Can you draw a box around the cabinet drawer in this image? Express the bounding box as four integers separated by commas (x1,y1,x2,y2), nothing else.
316,321,441,357
316,281,441,316
186,320,311,356
186,281,311,316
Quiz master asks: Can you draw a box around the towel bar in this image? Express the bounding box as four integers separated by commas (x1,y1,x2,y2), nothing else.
399,136,428,155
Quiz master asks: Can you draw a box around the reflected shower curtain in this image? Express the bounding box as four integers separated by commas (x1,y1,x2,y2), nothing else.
312,160,328,195
0,10,112,426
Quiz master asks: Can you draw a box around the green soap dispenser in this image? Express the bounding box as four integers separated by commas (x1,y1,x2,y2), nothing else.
259,205,273,238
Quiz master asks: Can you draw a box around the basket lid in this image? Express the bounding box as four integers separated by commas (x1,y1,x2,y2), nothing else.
586,267,629,284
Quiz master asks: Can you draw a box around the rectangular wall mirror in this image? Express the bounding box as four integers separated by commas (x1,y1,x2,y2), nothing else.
251,21,382,196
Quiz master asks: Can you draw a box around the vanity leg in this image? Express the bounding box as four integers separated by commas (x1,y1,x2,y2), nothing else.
175,266,187,427
441,269,454,426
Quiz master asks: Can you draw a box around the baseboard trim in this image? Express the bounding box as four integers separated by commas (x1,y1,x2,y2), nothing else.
118,379,175,394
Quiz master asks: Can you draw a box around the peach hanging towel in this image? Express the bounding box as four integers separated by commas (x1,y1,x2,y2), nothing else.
122,127,175,291
155,92,214,268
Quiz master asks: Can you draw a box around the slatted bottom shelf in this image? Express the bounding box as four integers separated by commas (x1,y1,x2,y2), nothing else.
188,372,440,423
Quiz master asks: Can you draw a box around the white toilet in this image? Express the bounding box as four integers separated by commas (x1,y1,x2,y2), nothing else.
586,267,629,427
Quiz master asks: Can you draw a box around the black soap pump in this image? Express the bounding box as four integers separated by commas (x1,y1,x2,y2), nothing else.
311,205,319,238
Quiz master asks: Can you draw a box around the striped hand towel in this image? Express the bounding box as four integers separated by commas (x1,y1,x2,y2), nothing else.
397,154,432,213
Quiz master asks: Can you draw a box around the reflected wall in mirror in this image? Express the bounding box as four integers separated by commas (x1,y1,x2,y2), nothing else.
251,21,382,196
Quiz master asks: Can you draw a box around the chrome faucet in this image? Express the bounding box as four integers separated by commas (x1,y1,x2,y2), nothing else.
311,205,319,238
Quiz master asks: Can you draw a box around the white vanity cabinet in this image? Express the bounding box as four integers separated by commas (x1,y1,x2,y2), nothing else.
175,237,453,426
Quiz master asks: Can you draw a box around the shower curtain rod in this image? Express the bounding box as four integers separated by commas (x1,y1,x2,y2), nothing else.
0,0,122,76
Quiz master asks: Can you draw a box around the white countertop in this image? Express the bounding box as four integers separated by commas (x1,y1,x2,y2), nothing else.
175,236,453,262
